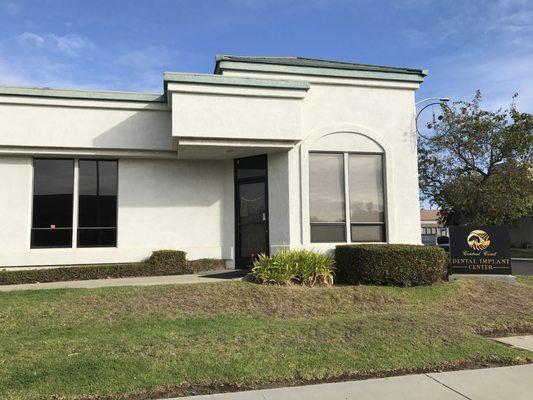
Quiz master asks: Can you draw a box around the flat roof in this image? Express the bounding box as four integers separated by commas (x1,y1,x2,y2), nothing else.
215,55,428,77
0,85,166,103
0,55,425,102
163,72,310,90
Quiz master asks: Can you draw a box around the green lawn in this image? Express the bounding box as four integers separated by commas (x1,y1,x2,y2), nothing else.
517,276,533,286
1,279,532,399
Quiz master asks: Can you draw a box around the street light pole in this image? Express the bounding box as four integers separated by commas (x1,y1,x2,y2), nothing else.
416,97,450,106
415,97,450,138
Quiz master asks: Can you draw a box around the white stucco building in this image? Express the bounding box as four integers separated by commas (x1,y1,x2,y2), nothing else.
0,55,427,268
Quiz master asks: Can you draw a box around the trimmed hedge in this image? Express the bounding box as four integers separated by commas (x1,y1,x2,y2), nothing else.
0,250,224,286
187,258,226,271
148,250,187,272
335,244,447,286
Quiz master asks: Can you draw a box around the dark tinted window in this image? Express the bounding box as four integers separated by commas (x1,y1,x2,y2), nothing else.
32,229,73,248
235,155,267,179
31,159,74,248
78,160,117,247
78,228,116,247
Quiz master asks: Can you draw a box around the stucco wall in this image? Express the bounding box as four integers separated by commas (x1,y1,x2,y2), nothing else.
222,69,422,248
0,156,33,257
0,156,234,267
171,90,303,142
301,84,421,246
0,97,171,150
0,65,425,266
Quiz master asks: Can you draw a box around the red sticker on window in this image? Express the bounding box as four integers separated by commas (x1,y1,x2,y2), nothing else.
50,224,56,229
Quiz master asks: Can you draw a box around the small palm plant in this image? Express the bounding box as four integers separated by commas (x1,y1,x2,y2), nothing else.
250,249,334,286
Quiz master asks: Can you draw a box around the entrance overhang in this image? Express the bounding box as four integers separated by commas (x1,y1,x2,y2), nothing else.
164,72,309,159
173,137,299,159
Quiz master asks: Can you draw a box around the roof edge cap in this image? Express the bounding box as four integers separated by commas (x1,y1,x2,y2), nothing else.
0,85,166,102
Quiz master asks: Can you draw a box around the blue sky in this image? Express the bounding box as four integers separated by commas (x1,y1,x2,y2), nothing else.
0,0,531,111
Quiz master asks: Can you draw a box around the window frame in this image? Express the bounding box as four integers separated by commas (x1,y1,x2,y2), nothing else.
308,152,347,243
30,158,118,250
31,158,75,249
309,151,387,244
77,159,118,248
347,152,386,243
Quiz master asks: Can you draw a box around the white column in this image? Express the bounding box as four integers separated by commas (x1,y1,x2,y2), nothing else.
343,153,351,243
72,159,79,248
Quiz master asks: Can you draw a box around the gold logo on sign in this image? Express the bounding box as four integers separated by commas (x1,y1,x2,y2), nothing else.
467,230,491,251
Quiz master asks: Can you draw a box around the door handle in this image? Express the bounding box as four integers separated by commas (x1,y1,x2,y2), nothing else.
262,212,266,222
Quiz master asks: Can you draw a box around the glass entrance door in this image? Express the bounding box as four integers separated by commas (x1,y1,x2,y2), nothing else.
235,155,269,268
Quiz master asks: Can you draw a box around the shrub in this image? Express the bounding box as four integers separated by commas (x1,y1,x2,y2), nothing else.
0,250,224,286
148,250,188,272
335,244,447,286
250,249,334,286
187,258,226,271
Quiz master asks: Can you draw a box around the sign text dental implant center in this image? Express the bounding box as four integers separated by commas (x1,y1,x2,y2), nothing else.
449,226,511,275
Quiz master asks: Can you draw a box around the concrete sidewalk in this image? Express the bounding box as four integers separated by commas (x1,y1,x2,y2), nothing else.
174,364,533,400
494,335,533,351
0,270,246,292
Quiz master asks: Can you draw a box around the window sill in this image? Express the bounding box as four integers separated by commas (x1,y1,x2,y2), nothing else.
309,241,389,246
30,247,119,251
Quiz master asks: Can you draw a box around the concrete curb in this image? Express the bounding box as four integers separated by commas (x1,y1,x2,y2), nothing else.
449,274,516,284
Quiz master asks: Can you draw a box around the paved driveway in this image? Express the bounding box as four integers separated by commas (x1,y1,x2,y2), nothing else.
512,259,533,276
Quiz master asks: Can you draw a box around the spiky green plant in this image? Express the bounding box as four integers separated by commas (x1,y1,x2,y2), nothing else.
250,249,334,286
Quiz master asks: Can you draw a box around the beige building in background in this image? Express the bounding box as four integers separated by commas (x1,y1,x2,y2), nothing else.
0,55,427,268
420,210,448,245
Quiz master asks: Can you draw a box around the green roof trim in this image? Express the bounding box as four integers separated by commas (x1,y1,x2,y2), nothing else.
163,72,310,90
215,55,428,82
0,85,166,102
0,55,424,104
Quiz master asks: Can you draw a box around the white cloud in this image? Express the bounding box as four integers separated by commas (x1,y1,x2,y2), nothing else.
401,0,533,48
420,50,533,112
52,34,94,57
0,32,97,89
17,32,45,47
16,32,94,57
405,0,533,112
0,34,199,93
486,0,533,35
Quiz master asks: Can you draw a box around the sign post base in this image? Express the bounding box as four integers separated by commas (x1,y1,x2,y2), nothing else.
449,274,516,284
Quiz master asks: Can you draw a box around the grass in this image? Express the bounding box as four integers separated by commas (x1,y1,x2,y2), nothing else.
0,279,532,399
511,248,533,258
516,276,533,286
